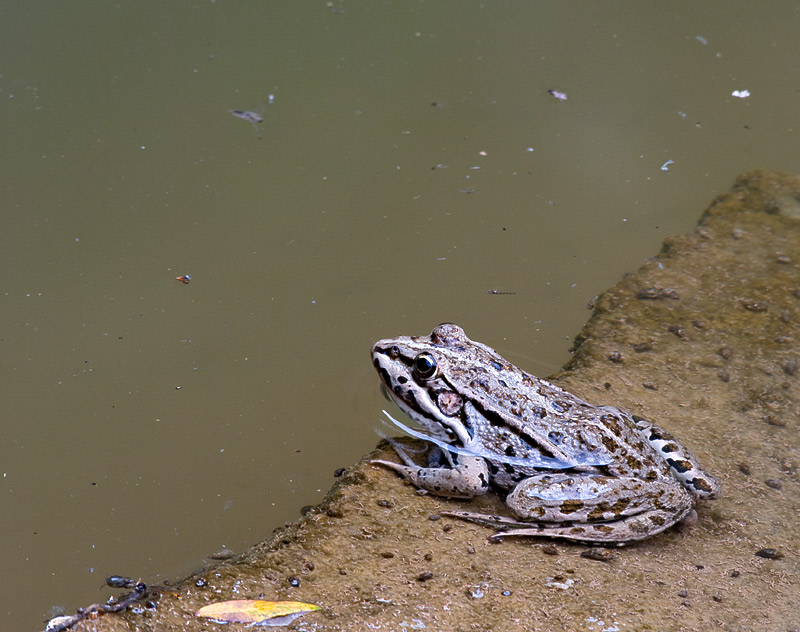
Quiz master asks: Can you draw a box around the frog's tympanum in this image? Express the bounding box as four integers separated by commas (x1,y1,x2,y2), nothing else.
371,324,720,545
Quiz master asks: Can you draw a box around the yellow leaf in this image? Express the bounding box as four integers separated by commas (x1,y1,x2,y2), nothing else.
195,600,321,626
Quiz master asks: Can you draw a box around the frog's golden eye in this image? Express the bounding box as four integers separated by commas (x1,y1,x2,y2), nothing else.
413,352,439,379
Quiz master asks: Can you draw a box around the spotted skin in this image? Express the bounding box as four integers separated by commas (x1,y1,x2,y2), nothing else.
370,324,720,545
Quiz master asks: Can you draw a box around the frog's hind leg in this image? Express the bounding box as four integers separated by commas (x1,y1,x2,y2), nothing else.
444,472,696,545
443,505,696,545
489,505,695,545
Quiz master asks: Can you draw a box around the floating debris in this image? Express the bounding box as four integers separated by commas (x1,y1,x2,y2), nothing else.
731,90,750,99
661,159,675,171
230,109,264,134
45,576,176,632
230,109,263,124
176,275,191,284
548,89,568,101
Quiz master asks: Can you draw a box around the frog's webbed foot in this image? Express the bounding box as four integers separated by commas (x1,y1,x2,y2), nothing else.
443,472,697,545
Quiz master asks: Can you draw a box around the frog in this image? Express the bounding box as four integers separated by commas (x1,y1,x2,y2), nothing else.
370,323,720,545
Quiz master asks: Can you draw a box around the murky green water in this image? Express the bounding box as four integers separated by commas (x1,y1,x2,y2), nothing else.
3,1,800,629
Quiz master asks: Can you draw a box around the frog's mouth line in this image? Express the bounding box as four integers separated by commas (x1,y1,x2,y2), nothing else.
379,410,608,470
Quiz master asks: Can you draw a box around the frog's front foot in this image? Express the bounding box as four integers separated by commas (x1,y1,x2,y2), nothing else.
371,444,490,499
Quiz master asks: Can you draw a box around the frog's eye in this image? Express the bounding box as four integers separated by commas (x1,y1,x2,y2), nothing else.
413,352,439,379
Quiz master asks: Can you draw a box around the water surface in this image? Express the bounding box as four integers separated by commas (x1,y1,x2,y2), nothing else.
2,2,800,628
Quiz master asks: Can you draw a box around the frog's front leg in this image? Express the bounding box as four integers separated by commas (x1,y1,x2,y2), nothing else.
371,440,490,499
447,472,695,544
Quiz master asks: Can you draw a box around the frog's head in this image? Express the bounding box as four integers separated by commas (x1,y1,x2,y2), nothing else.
371,324,473,447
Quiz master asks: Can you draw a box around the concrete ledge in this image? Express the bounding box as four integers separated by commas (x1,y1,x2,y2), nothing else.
68,170,800,632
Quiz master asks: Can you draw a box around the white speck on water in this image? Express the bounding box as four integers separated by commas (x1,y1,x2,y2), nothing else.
526,147,534,152
731,89,750,98
696,35,708,45
661,159,675,171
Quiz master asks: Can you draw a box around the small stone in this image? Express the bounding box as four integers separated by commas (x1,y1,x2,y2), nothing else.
608,351,623,363
429,513,441,521
776,254,792,264
738,463,751,476
541,544,559,556
636,287,680,300
678,589,689,598
637,287,662,299
732,227,745,239
580,548,615,562
668,325,687,338
642,381,658,391
633,341,654,353
765,478,782,490
755,548,783,560
765,415,787,427
417,571,434,582
781,357,798,375
717,369,730,383
741,299,768,312
718,345,734,360
380,551,395,559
